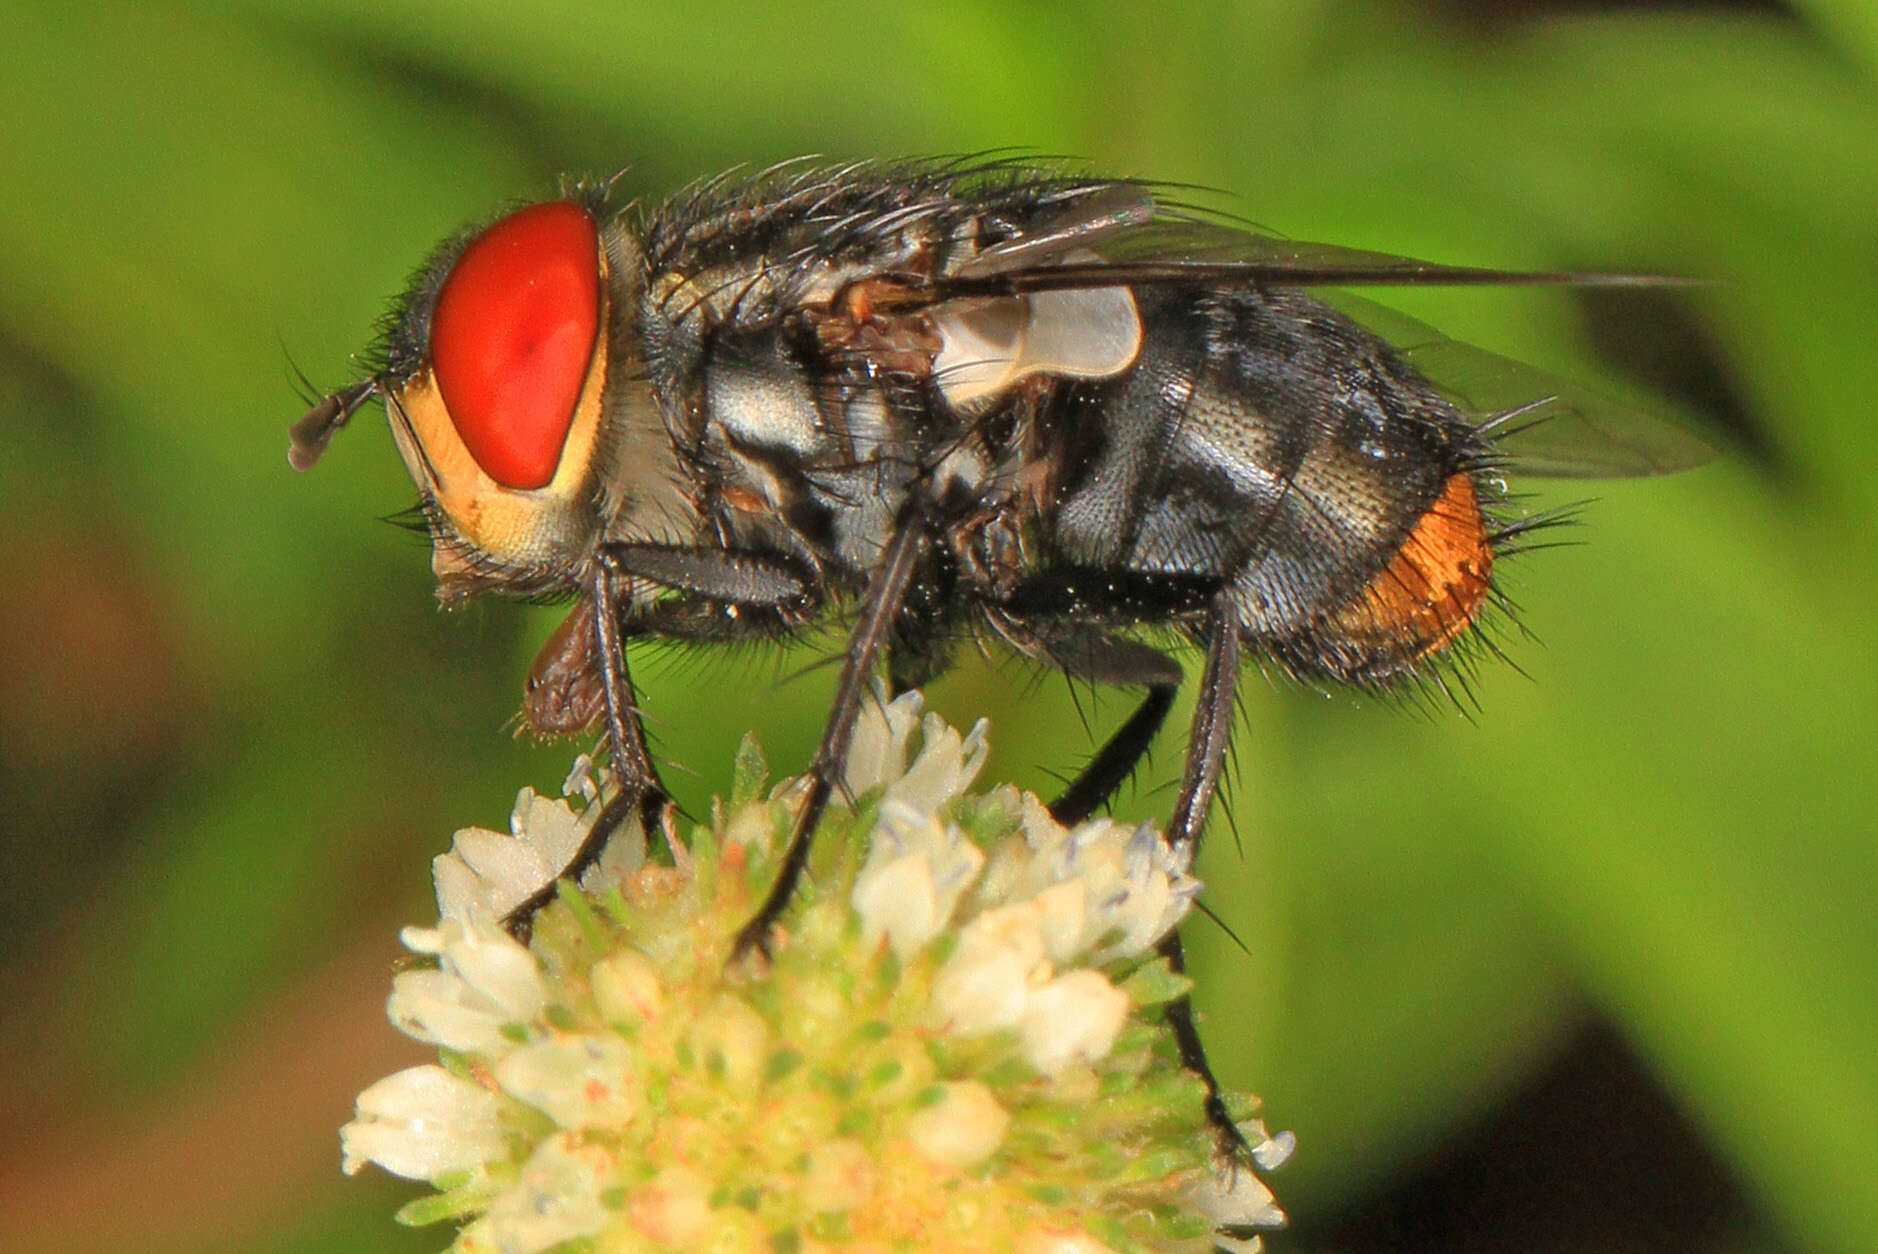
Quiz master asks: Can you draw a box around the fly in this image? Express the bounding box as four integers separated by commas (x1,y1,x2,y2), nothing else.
289,157,1711,1177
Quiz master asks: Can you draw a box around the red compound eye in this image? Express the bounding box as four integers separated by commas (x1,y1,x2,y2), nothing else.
430,202,601,490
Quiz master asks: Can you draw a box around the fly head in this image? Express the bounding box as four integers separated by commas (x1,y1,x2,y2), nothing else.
289,195,693,604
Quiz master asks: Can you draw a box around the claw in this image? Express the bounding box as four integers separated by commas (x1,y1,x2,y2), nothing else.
499,785,650,942
728,918,778,971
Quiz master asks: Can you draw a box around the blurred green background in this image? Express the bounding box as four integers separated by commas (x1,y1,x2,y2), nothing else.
2,1,1873,1251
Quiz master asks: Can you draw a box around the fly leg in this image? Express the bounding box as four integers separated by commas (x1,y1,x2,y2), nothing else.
1012,626,1182,825
1049,683,1177,823
1159,927,1254,1167
504,544,816,941
1168,590,1241,854
1009,585,1255,1170
1162,591,1252,1166
503,557,667,941
732,506,928,963
999,567,1216,822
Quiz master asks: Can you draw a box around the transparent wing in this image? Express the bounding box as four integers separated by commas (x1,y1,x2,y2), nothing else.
952,199,1684,292
936,194,1716,478
1317,290,1716,478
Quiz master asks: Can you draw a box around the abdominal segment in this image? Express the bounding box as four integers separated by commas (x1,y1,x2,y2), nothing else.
1310,471,1496,680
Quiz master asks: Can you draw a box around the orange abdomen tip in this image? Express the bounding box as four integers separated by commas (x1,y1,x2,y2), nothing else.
1333,472,1495,661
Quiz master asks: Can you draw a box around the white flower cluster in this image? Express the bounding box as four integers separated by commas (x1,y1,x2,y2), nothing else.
341,689,1288,1252
850,702,1204,1080
427,754,642,928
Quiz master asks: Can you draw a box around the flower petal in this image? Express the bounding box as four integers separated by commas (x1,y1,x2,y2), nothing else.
843,684,923,798
341,1064,504,1180
388,968,514,1053
885,712,989,816
853,804,985,958
439,919,549,1024
930,909,1047,1034
1019,970,1129,1075
1191,1154,1286,1241
906,1081,1010,1168
480,1134,613,1254
495,1033,638,1128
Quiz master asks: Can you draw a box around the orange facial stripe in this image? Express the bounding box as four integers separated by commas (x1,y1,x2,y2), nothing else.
1333,472,1494,659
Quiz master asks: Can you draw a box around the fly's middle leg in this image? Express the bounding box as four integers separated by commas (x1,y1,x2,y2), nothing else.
1048,684,1177,824
999,565,1216,821
730,503,930,964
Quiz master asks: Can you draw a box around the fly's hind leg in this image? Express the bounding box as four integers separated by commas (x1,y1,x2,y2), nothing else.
1168,590,1241,856
1021,626,1182,824
1009,582,1256,1170
1161,591,1254,1166
1000,566,1216,822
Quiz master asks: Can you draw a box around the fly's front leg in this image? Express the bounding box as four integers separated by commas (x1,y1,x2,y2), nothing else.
503,557,668,941
732,505,929,963
505,542,821,939
605,542,813,609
